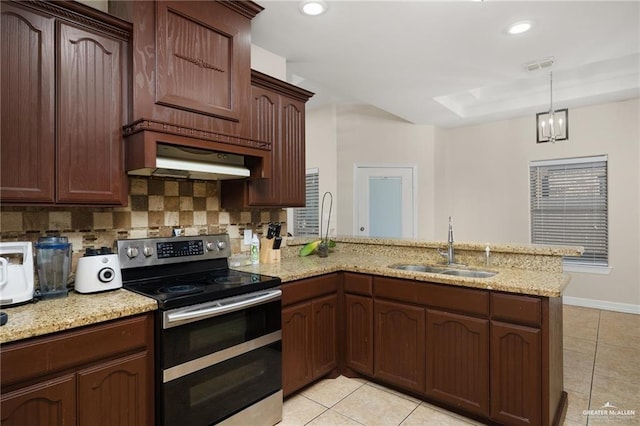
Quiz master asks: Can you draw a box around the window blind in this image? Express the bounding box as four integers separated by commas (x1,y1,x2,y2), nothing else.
530,156,608,266
293,169,320,237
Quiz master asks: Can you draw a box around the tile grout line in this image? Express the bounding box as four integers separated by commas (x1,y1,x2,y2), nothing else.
586,309,602,426
301,378,368,425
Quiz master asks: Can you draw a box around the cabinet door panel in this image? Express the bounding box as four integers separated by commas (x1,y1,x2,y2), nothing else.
279,98,306,206
57,21,125,204
312,294,338,378
491,321,541,426
155,1,248,122
345,294,373,375
247,86,279,204
0,3,55,202
426,309,489,417
77,352,150,426
1,373,76,426
374,299,425,393
282,303,313,396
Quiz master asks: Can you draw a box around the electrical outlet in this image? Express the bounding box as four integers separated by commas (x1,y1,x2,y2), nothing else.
243,229,253,245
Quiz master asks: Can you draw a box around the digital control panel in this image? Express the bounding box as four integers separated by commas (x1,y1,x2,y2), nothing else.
117,234,231,269
157,240,204,259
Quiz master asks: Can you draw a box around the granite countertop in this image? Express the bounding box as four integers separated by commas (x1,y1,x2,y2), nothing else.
0,239,573,345
234,252,572,298
0,290,157,345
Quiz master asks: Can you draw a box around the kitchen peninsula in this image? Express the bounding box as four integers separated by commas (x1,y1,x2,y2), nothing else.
238,237,581,426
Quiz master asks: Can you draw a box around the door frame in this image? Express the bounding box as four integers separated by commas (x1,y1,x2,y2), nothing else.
353,164,418,239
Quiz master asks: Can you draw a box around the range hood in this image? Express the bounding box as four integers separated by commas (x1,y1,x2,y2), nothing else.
128,143,251,181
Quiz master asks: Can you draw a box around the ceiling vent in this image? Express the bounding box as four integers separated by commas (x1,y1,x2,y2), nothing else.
524,57,555,72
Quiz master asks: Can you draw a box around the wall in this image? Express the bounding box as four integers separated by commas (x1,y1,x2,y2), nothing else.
251,45,287,80
77,0,108,12
299,105,339,237
335,105,436,239
434,98,640,310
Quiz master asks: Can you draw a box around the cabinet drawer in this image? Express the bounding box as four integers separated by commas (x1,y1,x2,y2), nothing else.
343,272,372,296
491,292,541,327
374,277,489,317
282,273,339,306
417,282,489,317
1,313,151,386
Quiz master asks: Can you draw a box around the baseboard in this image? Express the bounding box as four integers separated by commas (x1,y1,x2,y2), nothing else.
563,296,640,314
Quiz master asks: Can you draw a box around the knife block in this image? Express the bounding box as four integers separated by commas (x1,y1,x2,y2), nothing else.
260,238,281,264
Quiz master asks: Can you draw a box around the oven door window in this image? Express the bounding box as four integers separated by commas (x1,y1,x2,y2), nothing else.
162,300,281,368
163,342,282,426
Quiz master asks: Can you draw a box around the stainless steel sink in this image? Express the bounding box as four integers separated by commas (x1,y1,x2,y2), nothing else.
439,269,496,278
391,264,449,273
389,264,497,278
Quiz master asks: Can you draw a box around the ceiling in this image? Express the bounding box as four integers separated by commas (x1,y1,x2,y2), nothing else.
250,1,640,128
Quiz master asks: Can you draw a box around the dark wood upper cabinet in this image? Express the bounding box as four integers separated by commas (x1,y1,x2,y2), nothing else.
56,21,126,204
110,1,262,136
109,1,275,184
1,3,55,203
0,1,131,205
222,71,313,208
155,2,242,121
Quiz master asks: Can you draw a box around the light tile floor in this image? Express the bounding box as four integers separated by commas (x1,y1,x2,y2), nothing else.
280,305,640,425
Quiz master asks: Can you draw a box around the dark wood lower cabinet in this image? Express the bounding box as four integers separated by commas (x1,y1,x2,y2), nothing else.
0,313,154,426
282,302,313,394
490,321,542,426
344,294,374,376
312,294,339,378
1,374,76,425
281,273,565,426
425,309,489,417
282,274,339,396
374,299,425,394
77,352,150,425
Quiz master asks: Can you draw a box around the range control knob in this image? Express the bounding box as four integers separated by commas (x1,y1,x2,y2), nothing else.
143,246,154,257
126,246,139,259
217,240,227,250
205,241,216,251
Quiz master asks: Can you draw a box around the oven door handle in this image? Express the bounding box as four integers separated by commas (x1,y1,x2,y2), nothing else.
164,288,282,328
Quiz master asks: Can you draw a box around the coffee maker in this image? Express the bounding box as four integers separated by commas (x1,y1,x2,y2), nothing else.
0,242,35,307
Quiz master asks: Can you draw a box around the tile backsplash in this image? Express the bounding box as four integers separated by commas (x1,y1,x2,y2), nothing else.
0,177,287,260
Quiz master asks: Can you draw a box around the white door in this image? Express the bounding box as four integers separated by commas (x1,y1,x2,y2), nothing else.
355,166,416,238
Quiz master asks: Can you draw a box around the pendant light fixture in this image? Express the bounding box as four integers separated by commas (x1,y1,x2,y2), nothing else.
536,71,568,143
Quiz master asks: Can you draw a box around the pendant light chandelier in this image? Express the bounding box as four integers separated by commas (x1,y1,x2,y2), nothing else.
536,71,568,143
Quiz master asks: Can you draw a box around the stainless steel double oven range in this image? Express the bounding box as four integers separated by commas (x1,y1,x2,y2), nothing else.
117,234,282,426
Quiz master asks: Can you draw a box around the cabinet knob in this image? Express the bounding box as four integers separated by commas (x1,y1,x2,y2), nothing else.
360,227,365,232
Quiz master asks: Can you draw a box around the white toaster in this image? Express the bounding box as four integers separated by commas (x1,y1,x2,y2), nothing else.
75,251,122,294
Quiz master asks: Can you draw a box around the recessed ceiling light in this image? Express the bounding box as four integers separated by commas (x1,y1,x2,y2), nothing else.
506,21,532,35
299,0,328,16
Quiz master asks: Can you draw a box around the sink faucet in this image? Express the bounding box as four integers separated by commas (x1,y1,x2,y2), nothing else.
438,216,455,264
